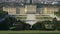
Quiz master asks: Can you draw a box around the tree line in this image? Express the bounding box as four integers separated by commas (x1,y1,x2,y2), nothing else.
0,16,60,31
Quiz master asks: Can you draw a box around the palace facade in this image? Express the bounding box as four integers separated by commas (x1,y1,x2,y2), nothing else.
3,5,59,22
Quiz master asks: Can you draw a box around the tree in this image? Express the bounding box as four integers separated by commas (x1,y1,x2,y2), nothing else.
52,18,60,30
0,21,9,30
13,20,31,30
52,17,58,30
0,10,8,17
56,21,60,30
54,10,60,17
4,16,17,30
32,21,43,30
0,10,8,30
43,20,54,30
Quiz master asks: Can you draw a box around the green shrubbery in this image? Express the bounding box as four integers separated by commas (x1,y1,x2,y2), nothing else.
0,10,60,30
0,10,8,16
32,21,43,30
0,16,60,31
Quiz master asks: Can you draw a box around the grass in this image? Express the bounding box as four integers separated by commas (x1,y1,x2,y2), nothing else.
0,31,60,34
1,33,60,34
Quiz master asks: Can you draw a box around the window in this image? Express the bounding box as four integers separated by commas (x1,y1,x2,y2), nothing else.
16,8,20,14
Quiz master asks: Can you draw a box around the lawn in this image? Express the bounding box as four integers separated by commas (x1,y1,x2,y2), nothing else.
0,31,60,34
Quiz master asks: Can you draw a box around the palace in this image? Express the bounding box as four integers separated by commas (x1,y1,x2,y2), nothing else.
3,4,59,25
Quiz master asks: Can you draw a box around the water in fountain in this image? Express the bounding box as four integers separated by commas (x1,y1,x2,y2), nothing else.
26,14,37,28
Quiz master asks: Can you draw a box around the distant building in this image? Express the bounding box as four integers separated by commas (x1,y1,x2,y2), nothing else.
1,0,60,4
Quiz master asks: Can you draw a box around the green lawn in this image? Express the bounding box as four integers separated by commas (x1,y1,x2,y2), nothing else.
0,31,60,34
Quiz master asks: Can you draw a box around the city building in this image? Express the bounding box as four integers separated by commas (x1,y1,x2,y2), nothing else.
1,0,60,4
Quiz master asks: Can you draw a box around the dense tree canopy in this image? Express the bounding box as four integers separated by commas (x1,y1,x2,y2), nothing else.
0,10,8,16
13,20,31,30
32,21,44,30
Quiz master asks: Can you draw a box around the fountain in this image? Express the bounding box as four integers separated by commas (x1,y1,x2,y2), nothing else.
26,14,37,28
